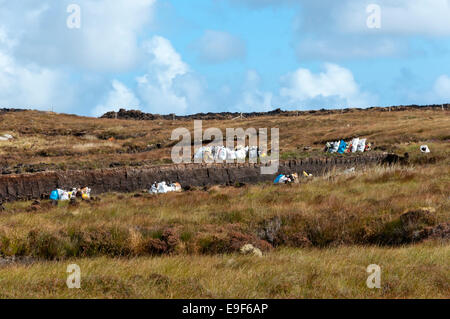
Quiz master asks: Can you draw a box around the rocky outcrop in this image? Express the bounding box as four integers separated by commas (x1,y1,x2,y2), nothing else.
100,104,449,121
0,108,26,115
0,153,387,202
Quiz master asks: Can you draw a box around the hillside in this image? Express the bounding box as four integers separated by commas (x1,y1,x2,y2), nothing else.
0,106,448,298
0,106,448,173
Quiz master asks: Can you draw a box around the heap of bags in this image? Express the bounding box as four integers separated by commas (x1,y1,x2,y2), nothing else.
149,182,182,194
325,138,371,154
274,173,299,184
49,187,91,201
194,146,266,162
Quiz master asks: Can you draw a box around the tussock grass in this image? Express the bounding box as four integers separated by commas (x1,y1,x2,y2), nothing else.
0,109,448,169
0,164,448,259
0,245,448,298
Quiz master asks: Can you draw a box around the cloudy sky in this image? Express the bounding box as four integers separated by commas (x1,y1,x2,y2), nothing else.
0,0,450,116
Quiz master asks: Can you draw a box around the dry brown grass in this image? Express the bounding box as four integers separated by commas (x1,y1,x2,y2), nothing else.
0,108,448,170
0,109,448,299
0,164,448,259
0,244,448,298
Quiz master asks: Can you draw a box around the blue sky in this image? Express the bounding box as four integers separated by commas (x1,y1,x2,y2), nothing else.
0,0,450,116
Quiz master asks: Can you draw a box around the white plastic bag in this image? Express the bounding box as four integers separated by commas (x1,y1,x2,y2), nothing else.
157,182,170,194
357,139,366,152
217,146,227,161
420,145,430,153
150,183,158,194
248,146,258,160
194,147,204,161
203,147,214,162
329,141,339,153
226,148,237,160
351,138,360,153
235,146,248,160
60,192,70,201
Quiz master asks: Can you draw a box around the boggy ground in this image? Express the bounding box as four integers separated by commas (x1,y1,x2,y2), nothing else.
0,107,448,172
0,164,448,298
0,107,448,298
0,165,448,259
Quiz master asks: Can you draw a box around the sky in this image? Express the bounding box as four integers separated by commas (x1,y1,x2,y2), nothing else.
0,0,450,116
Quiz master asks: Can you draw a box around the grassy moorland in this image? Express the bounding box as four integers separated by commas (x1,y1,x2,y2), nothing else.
0,163,448,298
0,108,448,171
0,245,448,298
0,108,448,298
1,165,449,256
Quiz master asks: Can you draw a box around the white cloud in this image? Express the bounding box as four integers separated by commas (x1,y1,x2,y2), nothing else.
432,75,450,100
2,0,157,71
136,36,190,114
296,36,403,60
340,0,450,36
93,80,140,116
233,70,273,112
0,32,74,111
143,36,189,89
293,0,450,60
279,63,374,108
397,73,450,105
193,30,246,63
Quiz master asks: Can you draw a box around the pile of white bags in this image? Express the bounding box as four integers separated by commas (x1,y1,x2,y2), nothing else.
150,182,182,194
326,137,370,153
193,145,264,162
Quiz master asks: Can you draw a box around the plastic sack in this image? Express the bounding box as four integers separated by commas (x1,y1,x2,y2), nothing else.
235,146,248,160
217,146,227,161
274,174,286,184
420,145,430,153
248,146,258,160
150,183,158,194
157,182,170,194
328,141,339,153
203,147,214,162
226,148,237,160
50,190,59,200
172,182,182,192
357,139,366,152
194,147,204,161
60,192,70,201
351,138,360,153
337,140,347,154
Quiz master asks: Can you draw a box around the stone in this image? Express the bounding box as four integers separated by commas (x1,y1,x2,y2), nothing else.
240,244,263,257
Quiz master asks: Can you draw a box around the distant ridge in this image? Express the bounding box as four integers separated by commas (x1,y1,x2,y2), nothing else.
100,104,449,121
0,108,26,115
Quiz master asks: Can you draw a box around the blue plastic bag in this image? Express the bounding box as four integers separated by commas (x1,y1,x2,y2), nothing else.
50,190,59,200
274,174,284,184
337,140,347,154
